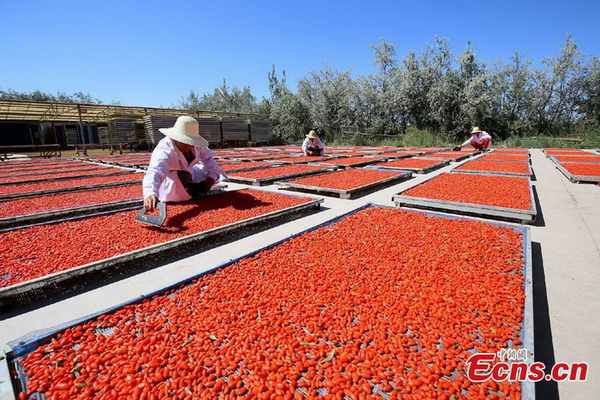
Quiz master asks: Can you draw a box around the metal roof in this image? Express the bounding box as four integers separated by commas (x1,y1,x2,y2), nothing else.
0,99,267,124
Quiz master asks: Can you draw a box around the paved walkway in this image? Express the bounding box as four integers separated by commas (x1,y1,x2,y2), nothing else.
1,150,598,399
528,150,600,399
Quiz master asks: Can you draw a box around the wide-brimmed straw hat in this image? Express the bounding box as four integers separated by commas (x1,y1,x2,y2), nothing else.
160,116,209,147
470,126,482,134
306,130,318,139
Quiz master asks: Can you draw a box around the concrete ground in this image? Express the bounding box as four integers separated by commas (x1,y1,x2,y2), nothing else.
527,150,600,399
1,149,598,399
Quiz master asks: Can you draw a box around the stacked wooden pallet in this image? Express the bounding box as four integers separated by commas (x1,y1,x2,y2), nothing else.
107,118,137,144
197,118,222,144
143,115,175,146
222,119,250,141
98,126,110,144
250,120,272,143
143,116,222,146
65,126,79,145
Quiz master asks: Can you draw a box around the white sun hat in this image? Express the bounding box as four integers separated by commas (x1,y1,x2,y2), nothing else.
159,116,209,147
470,126,482,134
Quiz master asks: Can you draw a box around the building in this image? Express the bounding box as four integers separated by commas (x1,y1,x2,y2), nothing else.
0,99,271,149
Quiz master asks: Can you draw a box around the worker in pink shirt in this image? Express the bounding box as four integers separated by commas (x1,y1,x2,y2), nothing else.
142,116,226,211
302,130,325,156
454,127,492,151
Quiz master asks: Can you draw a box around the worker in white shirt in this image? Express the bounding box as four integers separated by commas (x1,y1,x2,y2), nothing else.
143,116,226,211
302,130,325,156
454,127,492,151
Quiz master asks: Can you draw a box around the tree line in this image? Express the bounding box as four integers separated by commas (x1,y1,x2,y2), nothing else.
3,34,598,143
181,34,599,143
0,89,108,105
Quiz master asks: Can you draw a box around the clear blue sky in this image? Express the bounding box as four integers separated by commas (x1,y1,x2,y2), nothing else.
1,0,598,108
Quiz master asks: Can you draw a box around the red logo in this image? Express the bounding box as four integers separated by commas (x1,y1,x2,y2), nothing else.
466,351,588,382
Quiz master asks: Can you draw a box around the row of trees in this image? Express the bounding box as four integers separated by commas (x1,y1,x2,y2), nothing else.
0,89,106,104
3,34,597,143
181,34,599,142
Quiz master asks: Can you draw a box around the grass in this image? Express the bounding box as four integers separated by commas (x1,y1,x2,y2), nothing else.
331,127,600,149
399,127,449,147
500,136,582,148
582,128,600,148
499,131,600,149
330,127,450,147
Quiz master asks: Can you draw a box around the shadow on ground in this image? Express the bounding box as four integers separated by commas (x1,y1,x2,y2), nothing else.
532,241,559,400
532,185,546,227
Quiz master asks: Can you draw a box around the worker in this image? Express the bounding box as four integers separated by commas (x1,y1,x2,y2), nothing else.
454,127,492,151
302,130,325,156
143,116,226,211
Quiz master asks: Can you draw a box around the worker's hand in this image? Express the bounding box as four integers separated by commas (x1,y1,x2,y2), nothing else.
452,146,461,151
144,195,158,212
177,170,193,185
195,177,216,194
202,177,215,191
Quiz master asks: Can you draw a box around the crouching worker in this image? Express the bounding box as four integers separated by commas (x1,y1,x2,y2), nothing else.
143,116,226,211
453,126,492,151
302,130,325,156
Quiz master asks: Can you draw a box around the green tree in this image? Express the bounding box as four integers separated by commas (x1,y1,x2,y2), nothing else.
426,37,461,136
456,42,492,136
0,88,103,104
399,50,433,130
368,38,404,134
179,80,261,114
296,65,356,139
578,56,600,125
529,33,586,134
266,66,312,141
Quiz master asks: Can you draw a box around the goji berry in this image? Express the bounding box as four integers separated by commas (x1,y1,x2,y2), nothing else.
0,173,144,196
285,169,403,191
0,189,312,287
456,160,531,174
17,206,527,399
0,183,141,218
401,173,532,210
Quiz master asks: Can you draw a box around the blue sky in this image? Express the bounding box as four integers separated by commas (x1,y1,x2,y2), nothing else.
1,0,598,108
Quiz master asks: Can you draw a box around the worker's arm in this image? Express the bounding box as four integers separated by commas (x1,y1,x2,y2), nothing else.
480,131,492,140
301,138,308,152
192,147,221,183
459,135,474,149
195,176,215,192
142,147,170,210
301,139,311,155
